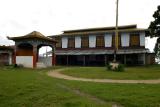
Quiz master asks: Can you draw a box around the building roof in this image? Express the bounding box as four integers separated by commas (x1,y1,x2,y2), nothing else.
52,49,149,55
7,31,57,42
0,45,14,50
50,25,148,36
63,24,138,33
61,28,148,36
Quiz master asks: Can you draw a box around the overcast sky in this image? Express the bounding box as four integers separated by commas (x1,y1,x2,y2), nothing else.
0,0,159,52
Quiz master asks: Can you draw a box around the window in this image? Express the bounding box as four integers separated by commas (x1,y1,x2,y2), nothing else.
68,37,75,48
130,34,139,46
81,36,89,48
96,36,104,47
55,37,61,48
112,35,121,47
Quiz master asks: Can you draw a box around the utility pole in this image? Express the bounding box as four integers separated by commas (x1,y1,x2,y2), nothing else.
114,0,119,62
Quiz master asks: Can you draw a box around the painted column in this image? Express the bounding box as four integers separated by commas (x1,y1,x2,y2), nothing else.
33,45,37,68
124,54,126,65
83,55,86,66
143,53,146,65
105,55,107,65
9,52,12,65
52,47,56,66
66,55,69,66
13,46,17,64
37,47,39,62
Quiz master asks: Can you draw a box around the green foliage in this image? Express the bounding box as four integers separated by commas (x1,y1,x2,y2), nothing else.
154,37,160,62
106,64,125,72
106,64,112,70
148,5,160,37
148,5,160,62
115,64,125,72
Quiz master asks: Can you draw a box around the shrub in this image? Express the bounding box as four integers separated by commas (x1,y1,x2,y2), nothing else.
106,64,112,70
13,64,23,68
14,64,18,68
106,63,125,72
115,64,125,72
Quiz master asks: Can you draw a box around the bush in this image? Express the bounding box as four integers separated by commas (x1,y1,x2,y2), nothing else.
107,64,112,70
115,64,125,72
13,64,24,68
106,63,125,72
14,64,18,68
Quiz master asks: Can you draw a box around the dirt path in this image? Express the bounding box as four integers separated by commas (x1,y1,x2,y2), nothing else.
56,83,122,107
47,68,160,84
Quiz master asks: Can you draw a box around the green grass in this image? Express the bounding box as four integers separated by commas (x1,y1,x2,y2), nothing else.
61,65,160,80
0,66,112,107
1,66,160,107
63,80,160,107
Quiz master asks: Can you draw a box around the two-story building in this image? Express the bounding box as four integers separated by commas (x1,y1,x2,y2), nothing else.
51,24,155,66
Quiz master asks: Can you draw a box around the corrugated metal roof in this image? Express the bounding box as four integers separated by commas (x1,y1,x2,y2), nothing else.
63,24,138,33
55,49,149,55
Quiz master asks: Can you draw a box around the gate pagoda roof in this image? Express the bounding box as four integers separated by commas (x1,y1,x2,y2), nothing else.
7,31,57,43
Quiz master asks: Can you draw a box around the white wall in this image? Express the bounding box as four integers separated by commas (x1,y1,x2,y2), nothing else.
140,32,145,46
121,33,130,47
62,37,68,48
16,56,33,68
104,34,112,47
89,35,96,48
9,53,12,65
75,36,81,48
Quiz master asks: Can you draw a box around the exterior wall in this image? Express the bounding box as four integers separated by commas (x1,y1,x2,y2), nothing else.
16,56,33,68
62,37,68,48
75,36,81,48
89,35,96,48
146,54,155,65
0,51,13,65
17,48,33,56
9,53,12,65
52,28,154,66
138,54,145,65
121,33,130,47
0,53,9,65
104,34,112,47
54,31,145,50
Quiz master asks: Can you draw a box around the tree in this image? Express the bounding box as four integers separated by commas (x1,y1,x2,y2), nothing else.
148,5,160,62
154,38,160,62
148,5,160,37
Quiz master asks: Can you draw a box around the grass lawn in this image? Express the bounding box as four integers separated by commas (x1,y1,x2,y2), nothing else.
61,65,160,80
0,66,112,107
0,66,160,107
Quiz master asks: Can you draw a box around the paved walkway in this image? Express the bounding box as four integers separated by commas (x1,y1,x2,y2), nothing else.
47,69,160,84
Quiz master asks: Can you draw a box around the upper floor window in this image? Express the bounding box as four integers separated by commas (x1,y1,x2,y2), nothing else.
68,37,75,48
81,36,89,48
130,33,140,46
55,37,61,48
96,36,104,47
112,34,121,47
